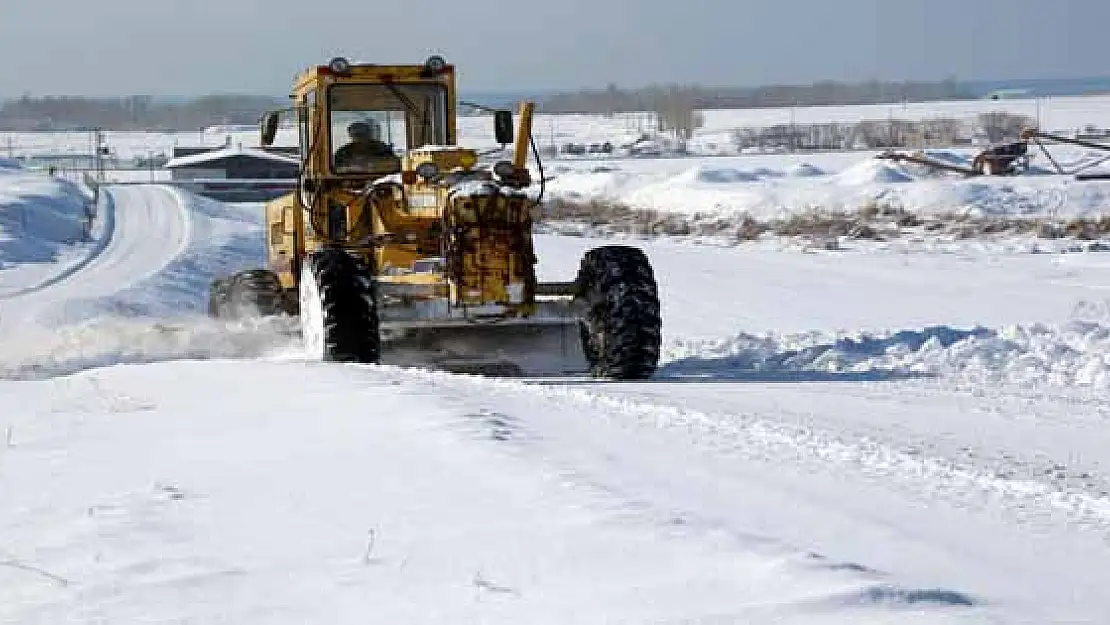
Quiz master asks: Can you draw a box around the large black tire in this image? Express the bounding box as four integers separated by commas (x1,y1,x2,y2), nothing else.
574,245,662,380
209,269,287,319
299,248,381,363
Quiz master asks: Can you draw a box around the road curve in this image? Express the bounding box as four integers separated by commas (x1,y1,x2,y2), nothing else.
0,185,189,337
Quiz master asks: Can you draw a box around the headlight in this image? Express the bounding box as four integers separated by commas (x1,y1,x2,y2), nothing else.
424,55,447,73
415,161,440,180
328,57,352,75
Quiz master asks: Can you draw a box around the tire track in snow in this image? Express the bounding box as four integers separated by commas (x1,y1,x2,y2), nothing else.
357,364,1110,621
66,185,190,298
386,367,1110,540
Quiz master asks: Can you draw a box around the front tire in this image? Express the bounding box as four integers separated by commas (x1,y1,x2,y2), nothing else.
299,248,381,363
575,245,662,380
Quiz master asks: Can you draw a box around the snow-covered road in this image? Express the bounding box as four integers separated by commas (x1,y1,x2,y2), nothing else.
0,185,187,335
2,175,1109,623
545,377,1110,619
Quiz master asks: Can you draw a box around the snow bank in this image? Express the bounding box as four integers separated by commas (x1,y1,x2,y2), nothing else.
0,316,298,380
661,321,1110,390
693,166,763,183
787,162,826,177
540,150,1110,220
0,168,92,268
835,160,915,185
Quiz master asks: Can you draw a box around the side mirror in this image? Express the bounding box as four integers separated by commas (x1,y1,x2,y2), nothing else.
494,110,514,145
260,111,280,146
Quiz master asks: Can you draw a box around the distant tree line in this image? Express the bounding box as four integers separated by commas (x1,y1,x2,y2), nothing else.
1,77,976,132
537,77,974,114
0,94,284,131
726,111,1035,152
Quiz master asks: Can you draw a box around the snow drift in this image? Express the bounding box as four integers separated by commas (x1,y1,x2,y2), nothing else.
662,321,1110,390
0,315,298,381
0,167,93,269
541,149,1110,221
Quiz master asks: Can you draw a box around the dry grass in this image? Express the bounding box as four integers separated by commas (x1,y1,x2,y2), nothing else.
535,197,1110,245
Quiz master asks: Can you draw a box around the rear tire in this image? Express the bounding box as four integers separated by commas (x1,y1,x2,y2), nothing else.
299,248,381,363
224,269,286,318
574,245,662,380
208,278,229,317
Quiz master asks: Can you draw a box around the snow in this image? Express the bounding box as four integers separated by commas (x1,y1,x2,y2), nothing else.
13,92,1110,224
3,136,1110,621
7,360,994,625
537,148,1110,219
6,91,1108,162
835,159,916,185
163,145,300,169
0,167,94,293
693,93,1110,134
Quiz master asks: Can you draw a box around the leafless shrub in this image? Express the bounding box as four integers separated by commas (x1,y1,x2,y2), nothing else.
978,112,1036,143
897,212,923,227
1036,221,1063,239
538,197,639,224
848,221,882,240
735,214,768,241
856,202,881,221
535,198,1110,246
1065,218,1100,240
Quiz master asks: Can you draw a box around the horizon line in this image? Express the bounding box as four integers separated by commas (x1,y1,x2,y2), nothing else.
5,74,1110,102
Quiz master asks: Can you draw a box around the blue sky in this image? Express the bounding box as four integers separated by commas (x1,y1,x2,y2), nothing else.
0,0,1104,96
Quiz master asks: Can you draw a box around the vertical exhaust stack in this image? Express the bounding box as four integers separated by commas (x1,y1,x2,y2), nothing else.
512,101,536,174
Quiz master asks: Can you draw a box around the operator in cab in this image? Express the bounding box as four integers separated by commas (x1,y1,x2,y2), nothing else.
333,120,396,171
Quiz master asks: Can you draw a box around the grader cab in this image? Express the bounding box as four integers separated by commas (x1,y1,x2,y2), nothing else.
208,56,662,379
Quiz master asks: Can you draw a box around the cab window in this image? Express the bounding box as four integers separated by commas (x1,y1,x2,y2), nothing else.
328,83,448,174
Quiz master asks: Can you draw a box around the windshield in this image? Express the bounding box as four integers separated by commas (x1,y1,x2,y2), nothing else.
327,83,448,174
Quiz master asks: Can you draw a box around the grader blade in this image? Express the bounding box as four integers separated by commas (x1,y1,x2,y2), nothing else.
379,318,589,377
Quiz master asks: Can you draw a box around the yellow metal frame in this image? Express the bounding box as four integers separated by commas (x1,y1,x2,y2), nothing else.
263,58,543,316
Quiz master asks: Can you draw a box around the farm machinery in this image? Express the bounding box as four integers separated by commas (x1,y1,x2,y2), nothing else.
876,126,1110,180
1018,127,1110,180
207,55,662,379
875,141,1031,177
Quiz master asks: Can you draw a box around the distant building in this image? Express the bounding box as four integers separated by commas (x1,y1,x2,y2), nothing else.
163,144,299,201
164,144,299,181
985,88,1033,101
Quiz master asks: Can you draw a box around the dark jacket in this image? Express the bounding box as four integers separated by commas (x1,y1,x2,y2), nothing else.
334,140,394,168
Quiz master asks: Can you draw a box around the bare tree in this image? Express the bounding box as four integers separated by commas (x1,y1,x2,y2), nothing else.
648,86,704,141
978,112,1035,143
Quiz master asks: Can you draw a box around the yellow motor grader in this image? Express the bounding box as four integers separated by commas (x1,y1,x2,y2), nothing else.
207,55,662,379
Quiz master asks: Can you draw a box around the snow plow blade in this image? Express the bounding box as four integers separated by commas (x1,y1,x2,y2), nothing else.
379,317,589,377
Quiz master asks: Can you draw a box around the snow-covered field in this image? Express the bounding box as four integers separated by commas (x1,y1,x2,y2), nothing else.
57,145,1110,224
541,147,1110,220
9,92,1110,159
9,93,1110,224
3,150,1110,622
